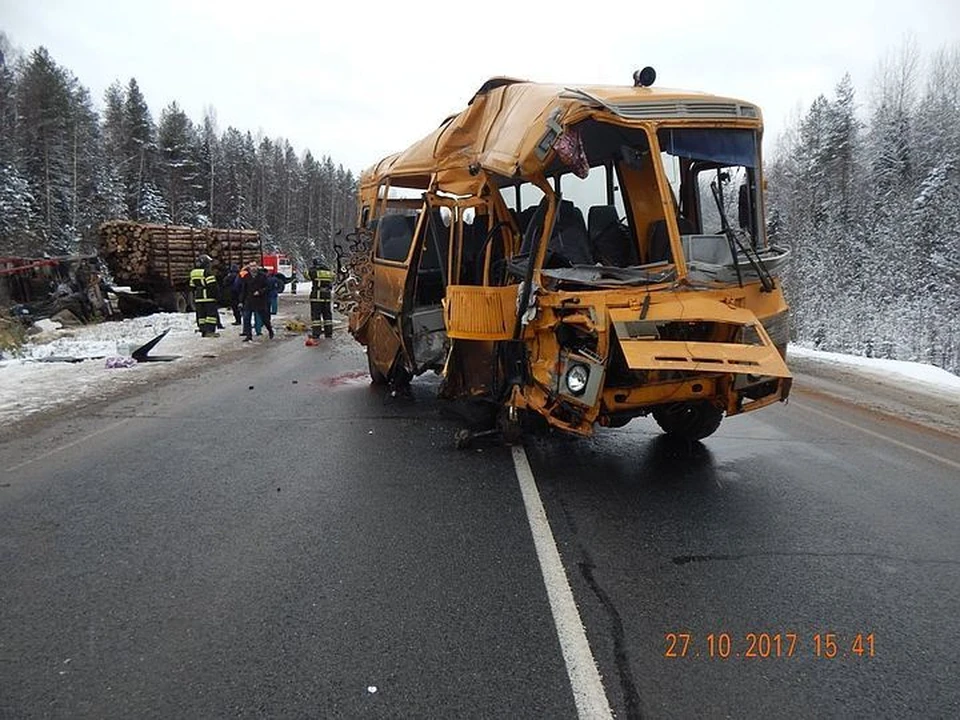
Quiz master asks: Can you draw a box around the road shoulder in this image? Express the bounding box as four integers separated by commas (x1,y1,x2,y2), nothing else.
789,353,960,437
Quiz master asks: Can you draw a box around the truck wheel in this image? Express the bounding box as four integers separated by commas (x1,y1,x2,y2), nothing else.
652,401,723,440
175,292,193,313
156,290,178,313
367,346,388,385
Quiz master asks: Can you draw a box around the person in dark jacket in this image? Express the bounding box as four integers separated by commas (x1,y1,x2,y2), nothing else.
241,264,274,342
255,272,283,335
190,254,219,337
223,264,242,325
268,273,282,315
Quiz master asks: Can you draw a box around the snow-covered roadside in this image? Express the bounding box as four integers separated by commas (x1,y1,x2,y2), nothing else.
788,344,960,393
0,296,311,433
787,343,960,435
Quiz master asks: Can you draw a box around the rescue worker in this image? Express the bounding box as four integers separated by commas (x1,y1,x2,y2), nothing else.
307,257,334,339
190,254,220,337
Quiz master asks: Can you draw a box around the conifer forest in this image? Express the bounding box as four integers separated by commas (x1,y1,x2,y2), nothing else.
0,38,357,274
1,36,958,372
767,44,960,373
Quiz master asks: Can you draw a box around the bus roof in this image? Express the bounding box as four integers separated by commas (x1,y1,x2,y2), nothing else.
361,77,763,194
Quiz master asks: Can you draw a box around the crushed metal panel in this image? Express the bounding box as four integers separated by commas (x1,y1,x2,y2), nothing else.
609,298,762,328
618,339,790,377
610,297,791,377
373,262,407,313
368,312,402,378
444,284,517,340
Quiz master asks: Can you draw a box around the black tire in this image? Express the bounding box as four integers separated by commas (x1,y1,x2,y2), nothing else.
175,291,194,313
367,346,388,385
652,401,723,440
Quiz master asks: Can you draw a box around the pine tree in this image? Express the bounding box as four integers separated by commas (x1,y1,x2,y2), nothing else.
120,78,161,220
15,47,77,252
0,34,19,168
0,163,35,252
69,85,109,251
158,102,202,224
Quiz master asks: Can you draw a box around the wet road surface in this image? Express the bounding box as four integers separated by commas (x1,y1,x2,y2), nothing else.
1,333,957,717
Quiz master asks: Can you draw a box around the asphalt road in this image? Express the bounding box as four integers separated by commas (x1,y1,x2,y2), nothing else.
1,330,958,718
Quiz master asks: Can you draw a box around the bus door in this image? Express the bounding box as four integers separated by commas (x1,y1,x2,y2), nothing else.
401,196,455,372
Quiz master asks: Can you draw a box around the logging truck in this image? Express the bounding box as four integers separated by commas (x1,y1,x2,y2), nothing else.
97,221,263,313
345,68,792,444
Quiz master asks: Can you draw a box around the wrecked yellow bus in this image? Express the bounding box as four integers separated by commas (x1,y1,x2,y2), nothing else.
344,68,791,444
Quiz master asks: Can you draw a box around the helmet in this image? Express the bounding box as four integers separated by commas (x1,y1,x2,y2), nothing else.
312,257,322,268
197,254,213,267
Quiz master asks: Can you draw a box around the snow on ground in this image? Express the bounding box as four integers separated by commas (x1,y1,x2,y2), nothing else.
0,295,311,431
788,344,960,393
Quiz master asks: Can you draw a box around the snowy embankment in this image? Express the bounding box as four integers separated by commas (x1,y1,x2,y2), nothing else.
787,343,960,435
788,344,960,393
0,297,310,432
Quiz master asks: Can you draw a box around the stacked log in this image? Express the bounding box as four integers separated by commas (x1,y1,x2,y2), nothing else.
98,221,262,287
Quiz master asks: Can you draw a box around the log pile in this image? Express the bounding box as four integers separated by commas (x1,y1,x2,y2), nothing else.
98,221,262,287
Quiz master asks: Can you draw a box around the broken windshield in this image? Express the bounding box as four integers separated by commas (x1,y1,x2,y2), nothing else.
658,127,763,247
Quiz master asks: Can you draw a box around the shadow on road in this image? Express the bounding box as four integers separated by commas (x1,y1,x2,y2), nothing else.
525,427,720,493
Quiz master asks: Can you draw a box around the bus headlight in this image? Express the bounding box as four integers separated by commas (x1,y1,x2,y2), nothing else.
565,364,589,396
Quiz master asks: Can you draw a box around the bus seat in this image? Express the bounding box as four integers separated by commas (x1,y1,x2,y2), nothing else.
588,205,637,266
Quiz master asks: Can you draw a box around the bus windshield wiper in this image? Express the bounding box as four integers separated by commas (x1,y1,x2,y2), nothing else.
710,181,775,292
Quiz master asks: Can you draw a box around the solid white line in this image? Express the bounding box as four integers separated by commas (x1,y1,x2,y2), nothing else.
511,445,613,720
6,418,129,474
793,402,960,471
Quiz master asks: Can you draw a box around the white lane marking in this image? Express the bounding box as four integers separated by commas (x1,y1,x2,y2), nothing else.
511,445,613,720
5,419,129,474
793,402,960,471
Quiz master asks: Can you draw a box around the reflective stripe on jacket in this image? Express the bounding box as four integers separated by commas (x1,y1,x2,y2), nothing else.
308,268,334,300
308,268,334,284
190,268,218,302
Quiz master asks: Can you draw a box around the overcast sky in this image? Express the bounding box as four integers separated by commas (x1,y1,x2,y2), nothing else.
3,0,958,175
